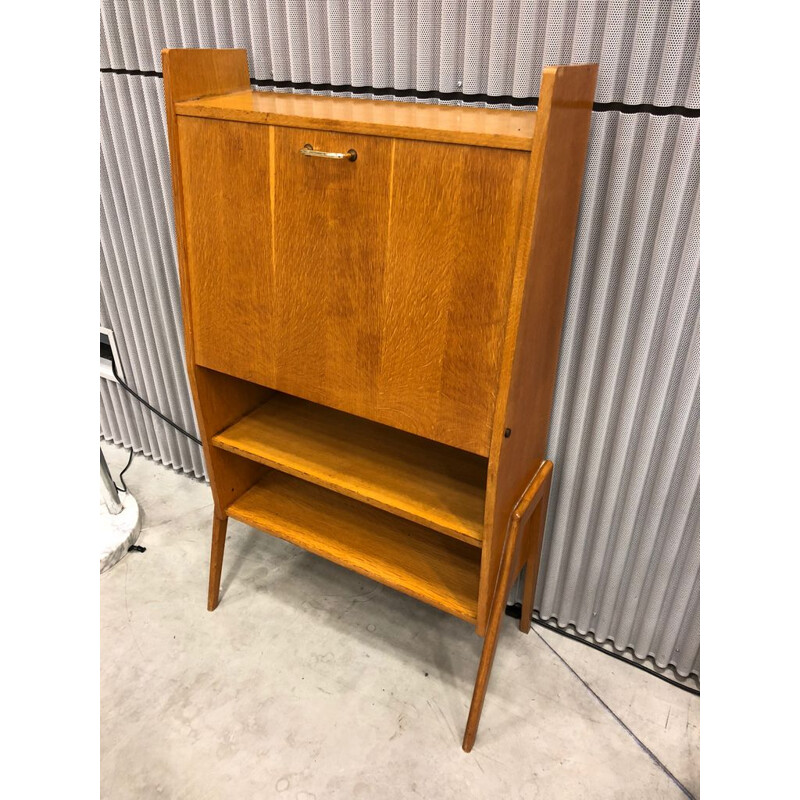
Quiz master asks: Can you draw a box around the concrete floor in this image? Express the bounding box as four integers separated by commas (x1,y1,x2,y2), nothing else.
101,443,699,799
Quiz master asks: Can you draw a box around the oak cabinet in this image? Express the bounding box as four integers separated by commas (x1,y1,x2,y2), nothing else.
163,48,596,751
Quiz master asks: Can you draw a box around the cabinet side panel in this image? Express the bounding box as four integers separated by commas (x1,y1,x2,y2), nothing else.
178,117,273,385
380,140,528,455
479,65,598,632
193,367,272,507
162,48,268,509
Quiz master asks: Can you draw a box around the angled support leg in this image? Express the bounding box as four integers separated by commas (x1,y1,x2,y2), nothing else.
519,483,551,635
462,460,553,753
207,507,228,611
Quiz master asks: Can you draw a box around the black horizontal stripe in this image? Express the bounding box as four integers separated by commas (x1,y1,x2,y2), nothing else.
100,67,699,117
594,100,699,117
102,67,162,78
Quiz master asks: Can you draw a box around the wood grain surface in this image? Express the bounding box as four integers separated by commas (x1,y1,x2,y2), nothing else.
212,393,488,545
165,48,596,650
176,121,526,455
178,117,273,385
227,472,481,622
207,510,228,611
270,126,393,417
479,64,598,633
176,89,537,151
162,48,266,511
164,49,598,750
191,367,271,509
463,460,553,751
378,138,527,453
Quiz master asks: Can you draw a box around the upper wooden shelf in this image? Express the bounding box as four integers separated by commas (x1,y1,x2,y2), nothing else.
212,393,487,547
175,90,536,151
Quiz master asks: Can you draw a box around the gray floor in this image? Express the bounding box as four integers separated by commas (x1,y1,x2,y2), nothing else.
101,443,699,799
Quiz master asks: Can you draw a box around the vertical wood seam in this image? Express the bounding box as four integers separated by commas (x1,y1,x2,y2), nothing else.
380,138,397,398
269,125,276,284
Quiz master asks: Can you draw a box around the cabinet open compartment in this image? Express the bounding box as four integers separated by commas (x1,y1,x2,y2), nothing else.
227,470,481,622
212,392,487,547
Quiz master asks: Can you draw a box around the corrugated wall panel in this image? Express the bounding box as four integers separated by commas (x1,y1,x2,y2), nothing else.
100,1,699,678
100,71,204,477
530,111,700,677
101,1,699,106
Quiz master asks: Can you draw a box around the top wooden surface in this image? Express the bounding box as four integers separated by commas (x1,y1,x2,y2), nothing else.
175,90,537,150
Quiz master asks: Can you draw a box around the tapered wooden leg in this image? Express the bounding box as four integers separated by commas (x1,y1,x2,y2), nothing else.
207,510,228,611
462,461,553,753
519,486,550,634
462,510,522,753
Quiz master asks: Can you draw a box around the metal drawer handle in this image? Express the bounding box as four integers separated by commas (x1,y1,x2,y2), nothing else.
300,143,357,162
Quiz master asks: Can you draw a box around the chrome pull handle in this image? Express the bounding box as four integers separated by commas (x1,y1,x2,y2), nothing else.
300,143,357,162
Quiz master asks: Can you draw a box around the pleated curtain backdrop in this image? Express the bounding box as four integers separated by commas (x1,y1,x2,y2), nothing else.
100,1,700,680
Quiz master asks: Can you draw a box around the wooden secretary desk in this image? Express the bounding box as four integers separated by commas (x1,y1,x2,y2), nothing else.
163,48,597,751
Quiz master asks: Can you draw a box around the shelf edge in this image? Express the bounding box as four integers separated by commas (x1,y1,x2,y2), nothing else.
212,436,484,549
226,502,479,624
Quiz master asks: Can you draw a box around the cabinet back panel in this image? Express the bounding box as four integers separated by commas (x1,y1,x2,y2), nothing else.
179,119,527,455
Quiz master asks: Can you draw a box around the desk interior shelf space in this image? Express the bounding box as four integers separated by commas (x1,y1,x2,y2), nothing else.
213,393,487,547
227,472,481,623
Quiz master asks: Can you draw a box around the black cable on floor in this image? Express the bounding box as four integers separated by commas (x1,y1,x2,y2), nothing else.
533,629,696,800
505,603,700,696
114,447,135,494
111,361,202,446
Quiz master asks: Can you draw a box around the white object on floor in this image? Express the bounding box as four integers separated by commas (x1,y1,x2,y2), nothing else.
100,491,141,573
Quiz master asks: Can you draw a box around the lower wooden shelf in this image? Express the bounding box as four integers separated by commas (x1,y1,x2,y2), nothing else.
226,472,481,623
